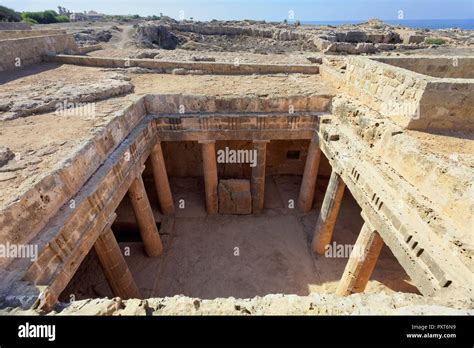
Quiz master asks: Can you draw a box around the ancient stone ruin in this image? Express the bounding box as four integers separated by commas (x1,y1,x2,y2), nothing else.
0,19,472,315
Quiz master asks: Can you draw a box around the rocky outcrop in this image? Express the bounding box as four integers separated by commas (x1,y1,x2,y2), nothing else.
133,20,449,55
74,29,113,46
0,148,15,167
135,24,180,49
0,76,134,121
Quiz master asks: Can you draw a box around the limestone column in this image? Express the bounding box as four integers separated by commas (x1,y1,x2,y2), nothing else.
298,134,322,213
150,141,174,215
94,228,141,299
336,223,384,296
312,170,346,254
251,140,269,214
199,140,218,214
128,175,163,256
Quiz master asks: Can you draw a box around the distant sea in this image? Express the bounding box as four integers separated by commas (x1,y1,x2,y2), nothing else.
301,19,474,30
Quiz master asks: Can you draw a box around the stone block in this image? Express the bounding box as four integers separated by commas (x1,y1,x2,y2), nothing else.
218,179,252,215
402,34,426,44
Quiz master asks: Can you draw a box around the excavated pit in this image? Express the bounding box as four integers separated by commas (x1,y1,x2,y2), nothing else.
1,92,430,312
59,168,417,302
0,27,472,314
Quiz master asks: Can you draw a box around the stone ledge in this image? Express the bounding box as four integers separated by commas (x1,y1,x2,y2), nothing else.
45,54,320,75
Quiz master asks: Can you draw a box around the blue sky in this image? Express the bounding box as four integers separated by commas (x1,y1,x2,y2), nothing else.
1,0,473,20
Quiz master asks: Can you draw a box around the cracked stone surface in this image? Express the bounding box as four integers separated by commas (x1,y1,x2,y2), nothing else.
218,179,252,214
0,64,134,121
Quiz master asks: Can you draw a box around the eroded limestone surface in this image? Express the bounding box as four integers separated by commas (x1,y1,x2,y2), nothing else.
0,65,134,120
2,293,472,316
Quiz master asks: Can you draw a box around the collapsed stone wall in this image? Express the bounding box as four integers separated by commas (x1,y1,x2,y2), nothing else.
0,34,78,72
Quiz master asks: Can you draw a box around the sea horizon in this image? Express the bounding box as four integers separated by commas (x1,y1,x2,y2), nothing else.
300,18,474,30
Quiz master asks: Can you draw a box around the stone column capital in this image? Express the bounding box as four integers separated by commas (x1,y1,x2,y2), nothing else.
310,132,319,143
98,213,117,236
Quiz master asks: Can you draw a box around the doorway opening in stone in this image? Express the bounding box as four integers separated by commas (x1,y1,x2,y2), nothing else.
59,140,420,302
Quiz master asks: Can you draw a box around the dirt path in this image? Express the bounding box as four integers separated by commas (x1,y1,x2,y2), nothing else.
116,25,135,50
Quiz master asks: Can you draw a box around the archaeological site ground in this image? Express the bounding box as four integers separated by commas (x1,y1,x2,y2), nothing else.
0,11,473,333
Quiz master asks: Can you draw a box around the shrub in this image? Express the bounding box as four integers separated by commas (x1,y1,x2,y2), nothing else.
22,17,38,25
42,10,58,23
56,15,69,23
21,10,69,24
425,38,446,45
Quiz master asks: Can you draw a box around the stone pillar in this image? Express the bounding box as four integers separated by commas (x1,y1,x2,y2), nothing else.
251,140,268,214
150,141,174,215
336,223,384,296
298,134,322,213
128,175,163,256
312,170,346,254
94,228,141,299
199,140,218,215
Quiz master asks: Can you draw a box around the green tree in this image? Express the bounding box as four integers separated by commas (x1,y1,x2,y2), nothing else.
0,5,21,22
42,10,58,23
21,10,69,24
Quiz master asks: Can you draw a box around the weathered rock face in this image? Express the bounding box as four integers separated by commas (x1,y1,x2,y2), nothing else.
135,24,180,49
131,19,457,56
2,293,472,316
0,74,134,120
218,179,252,214
73,29,113,46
